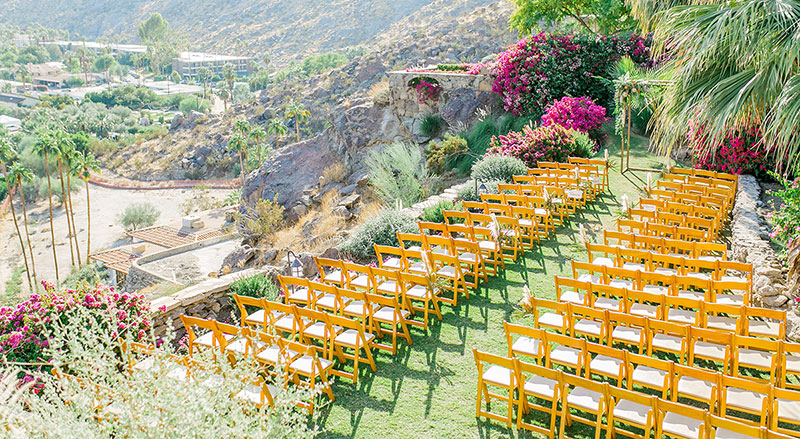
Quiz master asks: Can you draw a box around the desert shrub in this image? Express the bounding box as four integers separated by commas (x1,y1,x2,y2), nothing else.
456,180,503,202
426,134,468,175
470,154,528,182
228,274,281,315
338,209,417,260
235,195,285,242
419,114,445,138
118,202,160,231
492,32,653,116
486,123,587,168
179,96,210,114
366,142,429,207
322,162,348,183
0,282,151,372
541,96,607,148
62,264,110,289
368,79,391,105
690,124,774,179
420,200,463,224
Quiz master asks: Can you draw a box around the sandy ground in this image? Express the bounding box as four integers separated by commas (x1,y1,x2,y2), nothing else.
0,184,232,297
139,239,239,285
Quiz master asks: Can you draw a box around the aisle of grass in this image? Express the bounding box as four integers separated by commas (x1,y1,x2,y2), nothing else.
317,131,670,438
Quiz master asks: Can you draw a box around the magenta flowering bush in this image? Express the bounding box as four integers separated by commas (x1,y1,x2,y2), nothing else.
491,32,653,117
407,77,443,104
0,281,152,372
485,123,587,168
541,96,607,148
767,177,800,257
689,124,774,179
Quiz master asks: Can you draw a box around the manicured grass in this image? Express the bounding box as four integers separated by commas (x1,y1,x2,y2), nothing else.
316,131,672,438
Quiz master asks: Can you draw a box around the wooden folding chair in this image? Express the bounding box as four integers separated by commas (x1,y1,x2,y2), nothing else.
544,330,587,374
328,312,377,384
309,280,342,314
559,372,609,439
606,384,658,439
337,287,379,333
254,331,301,374
770,386,800,435
294,305,341,360
710,279,749,307
343,261,375,293
780,341,800,389
626,350,673,398
705,413,764,439
374,244,405,270
504,321,544,363
570,303,609,343
608,310,649,354
719,374,771,426
742,305,784,339
555,276,592,306
398,270,442,330
530,297,571,334
233,294,272,331
234,376,277,410
366,292,412,355
279,275,315,307
732,335,781,384
472,224,505,275
473,349,518,428
586,341,627,385
647,319,689,364
656,398,707,439
515,358,562,436
703,302,743,336
452,236,487,288
314,257,346,287
284,339,335,409
180,315,232,356
688,326,732,374
430,252,468,306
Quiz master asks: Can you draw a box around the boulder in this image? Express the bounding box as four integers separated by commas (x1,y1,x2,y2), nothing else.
339,194,361,209
762,294,789,307
440,87,498,126
170,114,185,131
291,205,308,218
339,184,357,196
333,206,353,220
220,245,255,271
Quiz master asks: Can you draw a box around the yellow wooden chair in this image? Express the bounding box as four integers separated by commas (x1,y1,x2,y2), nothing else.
606,384,658,439
314,256,346,287
503,321,544,363
559,372,609,439
473,349,518,428
625,350,673,398
398,270,442,330
328,312,377,384
366,292,412,354
515,358,562,436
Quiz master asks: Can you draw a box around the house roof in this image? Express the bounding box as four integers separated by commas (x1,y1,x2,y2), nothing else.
89,248,141,274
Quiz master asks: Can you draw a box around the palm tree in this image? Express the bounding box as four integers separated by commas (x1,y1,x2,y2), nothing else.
234,120,251,136
628,0,800,171
9,163,37,291
0,138,32,292
228,134,248,185
249,126,267,167
34,130,61,285
267,117,288,148
74,151,100,259
15,64,29,95
222,63,236,110
52,131,77,267
62,146,82,265
285,101,310,143
197,67,212,100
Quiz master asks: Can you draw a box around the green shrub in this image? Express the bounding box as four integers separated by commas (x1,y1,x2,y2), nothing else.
426,134,468,175
178,96,210,114
339,209,417,260
366,142,429,207
572,131,595,159
420,200,463,224
453,113,538,175
228,274,281,315
456,180,502,202
62,264,110,289
470,155,527,183
419,114,445,138
233,195,284,243
118,202,160,231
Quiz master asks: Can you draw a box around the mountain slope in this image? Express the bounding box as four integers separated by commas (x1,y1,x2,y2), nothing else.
1,0,500,63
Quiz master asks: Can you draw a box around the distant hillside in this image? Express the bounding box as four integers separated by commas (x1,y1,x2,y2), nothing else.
0,0,500,64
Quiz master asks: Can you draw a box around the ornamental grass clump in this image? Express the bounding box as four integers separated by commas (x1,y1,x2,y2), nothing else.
541,96,608,148
338,209,417,260
485,123,589,168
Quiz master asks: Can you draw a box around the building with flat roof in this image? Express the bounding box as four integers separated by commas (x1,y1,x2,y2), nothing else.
172,52,253,78
0,115,21,133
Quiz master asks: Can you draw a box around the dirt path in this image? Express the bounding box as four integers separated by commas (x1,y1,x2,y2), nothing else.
0,183,233,298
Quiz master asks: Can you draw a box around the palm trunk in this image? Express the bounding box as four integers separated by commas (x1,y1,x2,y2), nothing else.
295,116,300,142
2,163,32,292
84,178,92,259
43,149,59,285
238,151,246,185
17,176,38,292
257,142,263,167
57,160,76,267
66,171,81,265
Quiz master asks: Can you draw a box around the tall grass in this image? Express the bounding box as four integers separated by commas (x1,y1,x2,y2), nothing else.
451,113,538,175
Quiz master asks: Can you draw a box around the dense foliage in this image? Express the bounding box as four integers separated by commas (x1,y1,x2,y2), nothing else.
491,32,652,117
470,154,528,183
541,96,607,148
690,124,773,179
769,177,800,256
510,0,637,35
456,180,502,202
366,142,429,207
338,209,417,260
486,123,589,167
0,282,151,371
420,200,463,224
85,85,197,111
426,134,468,175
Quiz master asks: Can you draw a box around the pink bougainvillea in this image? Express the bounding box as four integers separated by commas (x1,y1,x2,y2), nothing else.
408,78,442,104
689,123,774,179
485,123,586,168
491,32,653,117
0,281,152,372
541,96,607,147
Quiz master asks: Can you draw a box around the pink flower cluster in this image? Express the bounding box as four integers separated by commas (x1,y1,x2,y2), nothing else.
485,123,579,168
541,96,607,148
690,123,773,178
0,281,153,372
408,79,442,104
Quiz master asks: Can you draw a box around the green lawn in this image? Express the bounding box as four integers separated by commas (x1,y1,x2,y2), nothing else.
316,131,672,438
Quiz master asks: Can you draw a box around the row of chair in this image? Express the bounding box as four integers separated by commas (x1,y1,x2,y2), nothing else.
603,230,728,260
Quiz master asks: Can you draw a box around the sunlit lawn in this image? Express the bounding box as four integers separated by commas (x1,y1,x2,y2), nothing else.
316,131,674,438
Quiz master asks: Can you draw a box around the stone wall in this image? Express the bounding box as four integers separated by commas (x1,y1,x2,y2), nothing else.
730,175,790,307
387,71,496,132
147,268,267,339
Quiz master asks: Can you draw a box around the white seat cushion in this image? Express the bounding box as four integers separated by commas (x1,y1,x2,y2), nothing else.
578,274,601,284
478,240,498,251
715,428,754,439
523,375,558,399
512,336,539,357
622,262,647,271
560,290,585,305
776,398,800,422
642,284,668,294
707,316,737,332
737,348,773,369
574,319,602,337
747,320,781,337
652,334,682,353
550,346,581,367
632,365,666,388
567,386,603,412
677,376,715,401
483,365,515,387
629,303,659,319
594,297,621,311
287,288,312,303
662,412,703,439
725,387,767,413
405,284,429,299
377,280,398,294
343,300,379,317
335,328,375,347
373,306,411,323
592,257,614,267
289,355,333,375
716,294,744,306
613,399,652,425
324,270,343,283
315,293,338,309
303,322,341,339
668,308,697,324
609,279,633,289
436,266,458,278
257,345,298,365
589,354,623,377
692,341,727,362
350,275,370,288
612,326,641,344
678,290,706,301
244,309,267,325
538,312,565,329
235,383,278,406
382,257,402,269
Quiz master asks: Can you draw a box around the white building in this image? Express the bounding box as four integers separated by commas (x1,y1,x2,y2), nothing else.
0,115,22,133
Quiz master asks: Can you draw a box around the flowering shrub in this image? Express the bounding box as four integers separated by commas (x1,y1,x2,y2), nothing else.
486,123,588,168
408,77,442,104
768,176,800,255
0,281,151,371
541,96,607,148
492,32,653,116
690,124,773,179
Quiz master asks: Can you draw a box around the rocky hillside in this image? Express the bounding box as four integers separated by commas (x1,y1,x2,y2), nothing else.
2,0,500,64
110,1,516,181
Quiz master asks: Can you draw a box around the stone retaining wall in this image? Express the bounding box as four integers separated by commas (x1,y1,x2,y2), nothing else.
401,181,471,218
730,175,789,307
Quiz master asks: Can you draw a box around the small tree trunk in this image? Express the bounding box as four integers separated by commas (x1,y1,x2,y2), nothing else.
295,116,300,142
18,176,38,291
2,162,32,292
238,151,246,186
43,149,59,285
66,171,82,265
85,178,92,259
57,160,76,267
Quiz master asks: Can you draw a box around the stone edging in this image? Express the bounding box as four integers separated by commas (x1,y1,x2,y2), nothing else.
730,175,789,307
89,174,241,190
401,181,471,218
